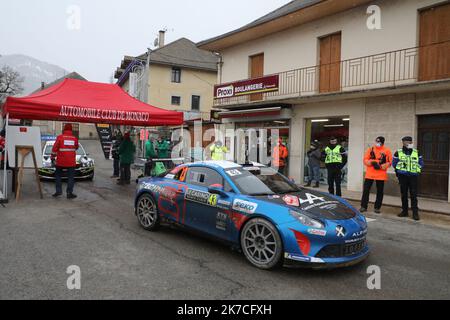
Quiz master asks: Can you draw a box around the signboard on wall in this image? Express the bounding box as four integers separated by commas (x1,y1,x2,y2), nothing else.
95,124,113,159
214,75,279,99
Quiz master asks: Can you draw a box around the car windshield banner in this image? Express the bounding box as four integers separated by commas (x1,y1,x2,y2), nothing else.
214,75,279,99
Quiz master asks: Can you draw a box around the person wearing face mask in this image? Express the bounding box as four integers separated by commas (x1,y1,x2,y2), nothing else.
360,136,392,214
392,137,424,221
305,140,322,188
321,137,347,196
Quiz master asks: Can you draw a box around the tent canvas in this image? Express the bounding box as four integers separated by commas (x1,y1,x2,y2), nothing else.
2,78,184,126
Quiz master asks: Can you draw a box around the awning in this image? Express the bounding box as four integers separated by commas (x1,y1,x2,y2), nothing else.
2,78,183,126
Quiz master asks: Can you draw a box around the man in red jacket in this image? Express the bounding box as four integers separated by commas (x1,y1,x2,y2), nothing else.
51,124,79,199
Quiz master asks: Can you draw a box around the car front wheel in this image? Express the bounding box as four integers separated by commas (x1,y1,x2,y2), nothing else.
240,218,283,270
136,194,160,231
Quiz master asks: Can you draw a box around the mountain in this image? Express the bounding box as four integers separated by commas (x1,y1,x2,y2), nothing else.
0,54,69,95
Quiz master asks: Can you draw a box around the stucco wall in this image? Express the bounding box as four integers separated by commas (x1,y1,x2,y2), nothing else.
219,0,440,84
148,64,216,113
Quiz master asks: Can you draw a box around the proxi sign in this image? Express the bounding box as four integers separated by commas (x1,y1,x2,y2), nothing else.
214,75,279,98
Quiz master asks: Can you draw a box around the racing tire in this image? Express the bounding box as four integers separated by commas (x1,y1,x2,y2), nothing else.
136,193,160,231
240,218,283,270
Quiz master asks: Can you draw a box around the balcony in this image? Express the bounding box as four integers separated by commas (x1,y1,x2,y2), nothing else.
214,40,450,107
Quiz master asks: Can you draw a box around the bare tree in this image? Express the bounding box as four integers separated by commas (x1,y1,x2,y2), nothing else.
0,66,24,102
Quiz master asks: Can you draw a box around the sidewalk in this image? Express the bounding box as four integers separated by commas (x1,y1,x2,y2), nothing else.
303,185,450,216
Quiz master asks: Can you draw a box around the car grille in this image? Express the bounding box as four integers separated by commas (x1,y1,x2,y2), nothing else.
315,239,367,258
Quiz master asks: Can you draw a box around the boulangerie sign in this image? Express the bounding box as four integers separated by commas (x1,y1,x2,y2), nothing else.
214,75,279,99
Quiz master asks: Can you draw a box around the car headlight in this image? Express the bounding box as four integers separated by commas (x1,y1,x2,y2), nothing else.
289,210,324,229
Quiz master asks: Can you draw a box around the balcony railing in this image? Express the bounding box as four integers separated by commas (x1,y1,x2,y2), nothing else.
214,40,450,107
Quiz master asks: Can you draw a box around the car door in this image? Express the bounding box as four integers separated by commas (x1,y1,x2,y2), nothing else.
182,166,235,240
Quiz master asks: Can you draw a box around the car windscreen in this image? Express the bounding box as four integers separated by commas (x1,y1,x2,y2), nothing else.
226,167,300,196
44,144,85,156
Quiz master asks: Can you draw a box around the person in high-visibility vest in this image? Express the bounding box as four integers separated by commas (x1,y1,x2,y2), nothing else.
210,141,228,161
392,136,424,221
321,137,347,197
272,138,289,175
51,123,79,199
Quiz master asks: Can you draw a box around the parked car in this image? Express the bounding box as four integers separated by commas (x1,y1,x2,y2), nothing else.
38,141,95,180
134,161,369,270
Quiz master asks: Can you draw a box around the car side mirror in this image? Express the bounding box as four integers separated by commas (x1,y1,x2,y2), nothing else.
208,186,228,197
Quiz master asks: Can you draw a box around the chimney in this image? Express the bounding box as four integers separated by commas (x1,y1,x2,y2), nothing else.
158,30,166,48
41,82,45,90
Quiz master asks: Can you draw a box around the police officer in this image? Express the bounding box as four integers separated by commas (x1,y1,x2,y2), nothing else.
393,136,424,221
51,123,79,199
210,140,228,161
322,137,347,197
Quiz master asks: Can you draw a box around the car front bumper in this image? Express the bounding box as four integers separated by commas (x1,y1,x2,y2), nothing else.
38,167,94,180
283,245,370,269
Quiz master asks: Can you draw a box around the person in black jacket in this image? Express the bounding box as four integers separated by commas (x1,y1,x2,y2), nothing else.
110,131,122,178
321,137,348,197
305,140,322,188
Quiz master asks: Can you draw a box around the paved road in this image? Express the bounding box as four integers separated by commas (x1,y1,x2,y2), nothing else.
0,140,449,300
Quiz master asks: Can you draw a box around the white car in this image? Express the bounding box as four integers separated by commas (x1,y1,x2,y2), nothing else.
38,141,95,180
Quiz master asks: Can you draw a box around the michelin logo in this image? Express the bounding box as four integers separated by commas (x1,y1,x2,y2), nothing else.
233,199,258,214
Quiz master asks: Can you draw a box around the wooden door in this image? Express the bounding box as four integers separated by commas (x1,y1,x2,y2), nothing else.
250,53,264,101
417,114,450,200
319,32,341,93
419,3,450,81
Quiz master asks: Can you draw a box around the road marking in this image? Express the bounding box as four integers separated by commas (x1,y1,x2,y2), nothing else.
366,218,377,223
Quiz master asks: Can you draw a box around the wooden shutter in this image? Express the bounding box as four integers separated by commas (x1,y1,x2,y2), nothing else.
319,32,341,93
250,53,264,101
419,3,450,81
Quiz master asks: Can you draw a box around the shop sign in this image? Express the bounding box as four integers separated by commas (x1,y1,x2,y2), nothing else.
214,75,279,98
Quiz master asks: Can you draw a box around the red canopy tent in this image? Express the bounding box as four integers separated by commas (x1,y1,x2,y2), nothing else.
2,78,183,126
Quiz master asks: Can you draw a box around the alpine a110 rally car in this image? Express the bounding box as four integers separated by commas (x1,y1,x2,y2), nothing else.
38,141,95,180
134,161,369,269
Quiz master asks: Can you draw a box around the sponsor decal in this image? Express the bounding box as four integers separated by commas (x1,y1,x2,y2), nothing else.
217,199,231,209
302,200,340,211
284,253,311,262
185,189,218,208
352,229,368,238
283,195,300,207
226,169,242,177
299,193,326,206
216,212,228,231
336,225,346,238
141,183,177,202
214,75,279,98
232,199,258,214
64,140,75,146
268,195,280,199
307,228,327,237
319,203,338,210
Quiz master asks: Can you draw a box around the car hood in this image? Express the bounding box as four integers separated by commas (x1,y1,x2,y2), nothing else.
254,189,357,220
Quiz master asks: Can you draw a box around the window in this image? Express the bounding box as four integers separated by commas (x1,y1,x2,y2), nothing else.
186,167,223,188
171,96,181,106
171,67,181,83
191,95,201,111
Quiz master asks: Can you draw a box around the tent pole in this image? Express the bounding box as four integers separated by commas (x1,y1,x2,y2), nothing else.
2,113,9,200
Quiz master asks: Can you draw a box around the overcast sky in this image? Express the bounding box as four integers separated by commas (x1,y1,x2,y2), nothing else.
0,0,290,83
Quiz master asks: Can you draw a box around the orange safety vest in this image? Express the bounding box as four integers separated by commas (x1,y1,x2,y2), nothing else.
364,146,392,181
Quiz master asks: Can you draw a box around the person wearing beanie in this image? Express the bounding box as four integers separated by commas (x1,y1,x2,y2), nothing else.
51,123,79,199
360,136,392,214
392,136,424,221
305,140,322,188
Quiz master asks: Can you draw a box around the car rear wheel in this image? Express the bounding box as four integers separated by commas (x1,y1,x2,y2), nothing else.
240,218,283,270
136,194,160,231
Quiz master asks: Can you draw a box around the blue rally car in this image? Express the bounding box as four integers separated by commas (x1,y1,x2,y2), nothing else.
134,161,369,270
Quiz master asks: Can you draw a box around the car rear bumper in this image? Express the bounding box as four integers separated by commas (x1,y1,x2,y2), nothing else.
283,246,370,269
